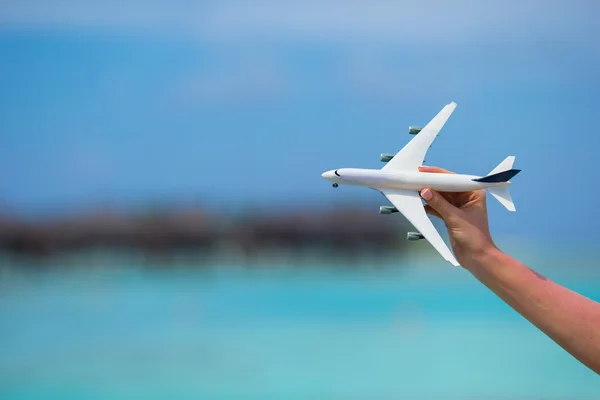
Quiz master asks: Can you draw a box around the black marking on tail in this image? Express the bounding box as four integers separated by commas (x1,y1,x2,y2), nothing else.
473,169,521,183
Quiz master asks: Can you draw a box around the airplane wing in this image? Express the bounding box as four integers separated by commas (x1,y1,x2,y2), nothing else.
382,102,457,172
381,189,459,266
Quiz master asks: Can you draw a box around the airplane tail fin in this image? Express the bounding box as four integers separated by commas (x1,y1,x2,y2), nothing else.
488,156,515,175
475,156,519,212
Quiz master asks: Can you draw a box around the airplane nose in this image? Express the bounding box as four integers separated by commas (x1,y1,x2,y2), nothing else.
321,170,335,181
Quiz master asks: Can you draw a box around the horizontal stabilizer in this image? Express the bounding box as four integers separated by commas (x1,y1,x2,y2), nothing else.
487,186,516,211
473,169,521,183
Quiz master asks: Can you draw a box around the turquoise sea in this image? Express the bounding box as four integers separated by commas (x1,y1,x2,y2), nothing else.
1,251,599,399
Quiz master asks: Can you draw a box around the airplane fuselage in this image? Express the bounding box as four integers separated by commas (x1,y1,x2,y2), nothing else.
322,168,510,192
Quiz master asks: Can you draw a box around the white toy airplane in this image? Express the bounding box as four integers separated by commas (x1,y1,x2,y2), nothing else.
321,102,520,266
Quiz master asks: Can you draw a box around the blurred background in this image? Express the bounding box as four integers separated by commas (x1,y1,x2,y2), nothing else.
1,0,600,398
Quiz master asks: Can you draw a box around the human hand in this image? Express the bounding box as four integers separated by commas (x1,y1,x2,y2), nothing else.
418,166,497,269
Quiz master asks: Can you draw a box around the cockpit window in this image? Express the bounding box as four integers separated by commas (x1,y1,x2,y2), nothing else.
334,170,340,177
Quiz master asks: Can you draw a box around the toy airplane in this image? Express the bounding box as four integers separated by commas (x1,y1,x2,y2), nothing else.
321,102,520,266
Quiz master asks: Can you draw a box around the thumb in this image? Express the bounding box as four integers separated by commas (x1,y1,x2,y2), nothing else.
420,188,459,221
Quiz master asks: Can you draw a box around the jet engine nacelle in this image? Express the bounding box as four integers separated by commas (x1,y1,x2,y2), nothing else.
407,232,425,241
409,126,422,135
380,153,394,162
379,206,398,214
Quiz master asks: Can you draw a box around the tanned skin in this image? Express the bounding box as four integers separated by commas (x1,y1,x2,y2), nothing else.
419,165,600,375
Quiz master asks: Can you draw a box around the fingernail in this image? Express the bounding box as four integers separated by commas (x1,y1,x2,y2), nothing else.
421,188,433,201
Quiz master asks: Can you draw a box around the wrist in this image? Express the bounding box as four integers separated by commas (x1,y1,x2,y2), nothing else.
462,244,503,272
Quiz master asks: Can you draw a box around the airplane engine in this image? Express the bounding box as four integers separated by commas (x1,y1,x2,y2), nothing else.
407,232,425,241
409,126,422,135
379,206,398,214
380,153,394,162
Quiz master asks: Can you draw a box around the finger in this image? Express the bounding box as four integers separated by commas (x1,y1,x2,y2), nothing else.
440,191,458,204
424,205,442,219
420,188,459,220
418,166,455,174
442,191,472,205
438,191,475,209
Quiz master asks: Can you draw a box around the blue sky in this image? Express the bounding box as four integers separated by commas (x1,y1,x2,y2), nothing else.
0,0,599,239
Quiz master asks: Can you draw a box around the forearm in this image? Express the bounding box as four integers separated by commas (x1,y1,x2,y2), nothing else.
466,247,600,374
